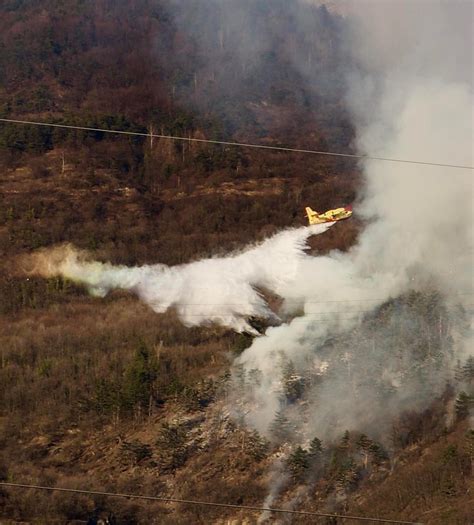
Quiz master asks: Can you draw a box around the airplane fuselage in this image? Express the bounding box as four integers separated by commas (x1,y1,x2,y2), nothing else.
305,206,352,225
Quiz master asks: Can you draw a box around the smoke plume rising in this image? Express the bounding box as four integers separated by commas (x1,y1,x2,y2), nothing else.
229,0,473,440
25,1,472,448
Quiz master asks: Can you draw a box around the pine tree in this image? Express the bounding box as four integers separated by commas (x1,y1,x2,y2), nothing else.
462,357,474,382
95,378,120,415
246,431,269,461
269,409,293,443
356,433,372,469
156,421,188,471
288,446,309,480
356,433,372,451
455,391,473,420
454,360,465,382
281,359,305,402
340,430,350,450
309,436,323,457
120,342,158,417
368,442,388,466
335,458,358,490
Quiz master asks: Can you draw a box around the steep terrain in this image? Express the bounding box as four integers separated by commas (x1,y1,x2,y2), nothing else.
0,1,472,524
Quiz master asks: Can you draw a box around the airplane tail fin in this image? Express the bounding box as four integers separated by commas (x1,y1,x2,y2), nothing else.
305,207,319,224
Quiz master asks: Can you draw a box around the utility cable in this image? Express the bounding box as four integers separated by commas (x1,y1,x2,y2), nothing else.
155,306,474,313
0,118,472,170
0,482,423,524
136,296,474,307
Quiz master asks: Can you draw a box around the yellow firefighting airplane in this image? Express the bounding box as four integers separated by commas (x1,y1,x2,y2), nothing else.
305,205,353,225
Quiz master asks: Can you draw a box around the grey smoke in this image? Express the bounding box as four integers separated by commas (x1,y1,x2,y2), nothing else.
28,0,473,448
229,0,473,442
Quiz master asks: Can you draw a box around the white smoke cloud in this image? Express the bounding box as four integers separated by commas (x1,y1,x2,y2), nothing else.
231,0,473,439
26,0,472,446
257,456,289,523
26,223,334,334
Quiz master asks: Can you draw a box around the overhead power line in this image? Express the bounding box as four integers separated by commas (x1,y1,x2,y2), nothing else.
0,117,472,170
0,482,423,524
162,303,474,314
145,295,474,307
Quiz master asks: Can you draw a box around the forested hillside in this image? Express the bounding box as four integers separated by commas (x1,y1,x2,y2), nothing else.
0,1,472,524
